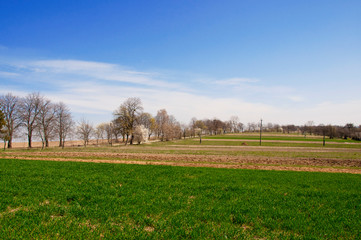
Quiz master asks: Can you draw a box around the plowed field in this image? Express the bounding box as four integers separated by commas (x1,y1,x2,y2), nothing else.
2,136,361,174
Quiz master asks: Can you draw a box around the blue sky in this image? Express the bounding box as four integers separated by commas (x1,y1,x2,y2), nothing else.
1,0,360,125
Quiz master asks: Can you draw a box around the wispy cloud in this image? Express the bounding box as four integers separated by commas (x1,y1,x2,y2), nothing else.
0,71,20,77
202,77,295,96
286,95,304,102
1,57,360,126
213,77,259,85
11,59,183,89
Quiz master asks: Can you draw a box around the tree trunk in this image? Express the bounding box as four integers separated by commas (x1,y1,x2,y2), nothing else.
125,134,129,145
45,136,49,148
7,135,13,148
28,132,32,148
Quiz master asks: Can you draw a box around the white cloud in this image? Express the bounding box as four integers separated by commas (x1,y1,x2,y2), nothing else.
43,82,279,124
287,95,304,102
298,100,361,125
213,77,259,85
0,71,20,77
22,59,181,89
1,57,360,126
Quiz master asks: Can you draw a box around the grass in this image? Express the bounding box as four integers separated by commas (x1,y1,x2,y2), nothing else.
150,138,361,149
1,159,361,239
204,134,361,143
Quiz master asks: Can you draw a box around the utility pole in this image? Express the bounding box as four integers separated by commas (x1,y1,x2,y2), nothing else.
260,118,263,146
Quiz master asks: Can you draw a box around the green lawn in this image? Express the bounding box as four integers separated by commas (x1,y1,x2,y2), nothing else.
1,159,360,239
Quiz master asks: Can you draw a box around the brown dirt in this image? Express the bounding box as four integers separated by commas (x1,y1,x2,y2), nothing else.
166,145,361,153
2,151,361,174
196,139,361,145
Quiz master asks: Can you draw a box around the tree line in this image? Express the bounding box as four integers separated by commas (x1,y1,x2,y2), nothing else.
1,92,360,149
0,93,73,149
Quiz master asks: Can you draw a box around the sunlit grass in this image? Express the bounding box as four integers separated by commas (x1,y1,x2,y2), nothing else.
1,159,361,239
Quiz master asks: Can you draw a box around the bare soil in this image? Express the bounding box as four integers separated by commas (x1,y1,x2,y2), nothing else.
197,139,361,145
2,151,361,174
167,145,361,152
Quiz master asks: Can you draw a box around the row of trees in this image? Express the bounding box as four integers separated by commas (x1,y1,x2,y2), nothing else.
73,97,184,146
77,116,361,146
1,92,360,149
0,93,73,148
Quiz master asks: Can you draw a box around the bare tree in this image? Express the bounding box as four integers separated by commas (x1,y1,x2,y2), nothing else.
104,122,114,145
229,116,239,133
212,119,224,135
54,102,73,148
305,121,314,135
113,97,143,145
247,122,257,132
37,99,57,148
189,117,197,138
156,109,169,141
0,110,5,129
238,122,244,132
194,120,206,143
95,123,107,145
77,119,94,147
138,112,152,129
155,109,181,141
0,109,7,149
180,123,190,139
0,93,22,148
167,115,182,140
111,119,124,142
19,92,43,148
344,123,355,139
138,112,156,139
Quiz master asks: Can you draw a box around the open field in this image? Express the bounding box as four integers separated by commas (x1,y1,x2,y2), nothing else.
1,133,360,174
1,159,361,239
0,139,109,149
1,133,361,238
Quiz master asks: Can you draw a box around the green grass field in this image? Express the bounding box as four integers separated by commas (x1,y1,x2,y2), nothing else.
1,159,361,239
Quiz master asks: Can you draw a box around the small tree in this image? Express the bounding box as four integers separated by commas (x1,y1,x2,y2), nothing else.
113,97,143,145
19,92,43,148
0,93,22,148
104,122,114,145
0,109,7,150
0,109,5,132
194,120,206,144
133,125,149,144
54,102,73,148
77,119,94,147
37,99,57,148
95,123,107,145
155,109,169,141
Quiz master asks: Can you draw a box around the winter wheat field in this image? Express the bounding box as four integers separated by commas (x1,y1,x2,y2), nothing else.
1,133,361,239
